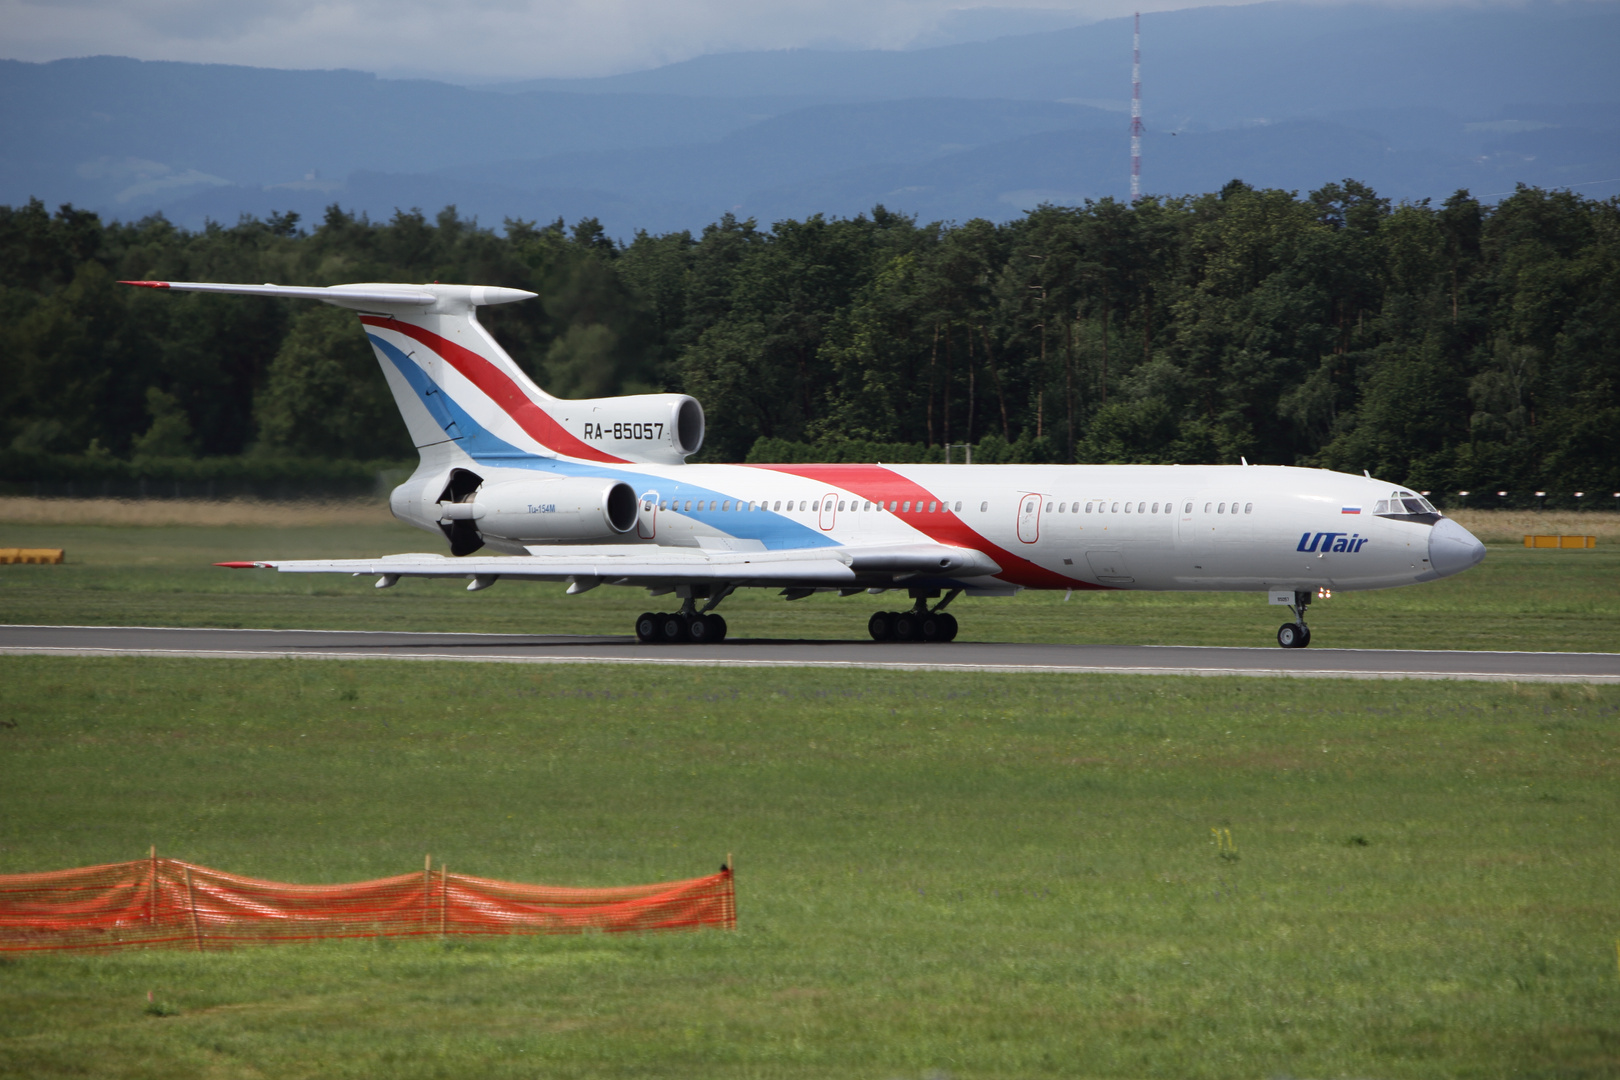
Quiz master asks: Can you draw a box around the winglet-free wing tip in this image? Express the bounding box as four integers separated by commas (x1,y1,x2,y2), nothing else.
119,280,170,288
215,561,269,569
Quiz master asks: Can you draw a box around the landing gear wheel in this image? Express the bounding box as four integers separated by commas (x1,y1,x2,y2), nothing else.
659,613,689,643
708,614,728,643
893,612,920,642
920,614,944,642
1277,622,1310,649
635,612,659,643
868,611,895,642
937,612,959,642
687,614,716,643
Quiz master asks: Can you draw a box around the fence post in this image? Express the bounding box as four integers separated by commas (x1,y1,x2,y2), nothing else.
185,866,202,951
422,855,431,934
440,866,449,938
147,846,157,925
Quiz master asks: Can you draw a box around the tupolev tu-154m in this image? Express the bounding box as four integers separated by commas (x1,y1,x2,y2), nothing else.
124,279,1486,648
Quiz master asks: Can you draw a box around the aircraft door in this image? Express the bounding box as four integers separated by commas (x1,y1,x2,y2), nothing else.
818,493,838,531
637,490,658,539
1177,495,1214,559
1176,497,1196,545
1017,493,1042,544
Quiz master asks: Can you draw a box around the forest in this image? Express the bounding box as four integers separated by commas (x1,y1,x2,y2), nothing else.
1,180,1615,504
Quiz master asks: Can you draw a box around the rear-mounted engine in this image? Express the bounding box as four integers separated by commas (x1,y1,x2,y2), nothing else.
543,394,703,465
439,477,639,543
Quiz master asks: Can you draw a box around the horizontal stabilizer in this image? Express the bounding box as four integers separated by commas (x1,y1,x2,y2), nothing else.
120,280,536,312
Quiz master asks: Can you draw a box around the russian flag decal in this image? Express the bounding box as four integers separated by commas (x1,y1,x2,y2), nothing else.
1342,506,1362,514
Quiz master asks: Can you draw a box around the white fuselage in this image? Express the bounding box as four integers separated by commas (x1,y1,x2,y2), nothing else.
391,458,1447,595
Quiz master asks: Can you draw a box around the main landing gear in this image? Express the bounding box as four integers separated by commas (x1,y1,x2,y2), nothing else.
635,586,730,644
868,588,961,643
1277,589,1312,649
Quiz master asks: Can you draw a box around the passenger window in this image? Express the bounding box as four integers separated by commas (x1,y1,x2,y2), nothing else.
954,502,962,512
722,500,731,511
1057,502,1065,513
979,501,988,512
1085,502,1093,513
1124,502,1132,514
1045,501,1053,513
836,500,844,511
929,501,938,512
902,501,911,512
1217,503,1225,514
1203,502,1212,513
1111,501,1120,513
863,501,871,511
1137,502,1146,513
1245,503,1253,514
1151,502,1158,514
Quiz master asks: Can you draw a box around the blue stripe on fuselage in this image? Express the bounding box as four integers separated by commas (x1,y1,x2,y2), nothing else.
371,334,832,551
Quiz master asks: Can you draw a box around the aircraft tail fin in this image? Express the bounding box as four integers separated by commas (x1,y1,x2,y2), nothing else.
123,281,702,466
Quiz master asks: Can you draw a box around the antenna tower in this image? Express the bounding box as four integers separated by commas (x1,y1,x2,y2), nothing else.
1130,11,1142,202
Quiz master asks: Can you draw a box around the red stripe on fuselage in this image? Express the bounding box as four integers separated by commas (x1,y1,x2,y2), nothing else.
360,315,625,464
751,463,1100,590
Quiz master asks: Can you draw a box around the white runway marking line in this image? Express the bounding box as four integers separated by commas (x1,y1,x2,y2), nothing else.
1,646,1616,683
8,626,1616,659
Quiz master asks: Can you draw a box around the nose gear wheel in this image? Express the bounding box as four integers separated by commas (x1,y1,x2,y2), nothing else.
1276,589,1313,648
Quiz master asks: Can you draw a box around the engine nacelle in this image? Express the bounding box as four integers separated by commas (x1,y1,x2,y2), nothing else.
459,477,639,541
542,393,703,465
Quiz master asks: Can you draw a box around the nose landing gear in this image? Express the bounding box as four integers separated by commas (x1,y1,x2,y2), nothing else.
869,588,961,643
1276,589,1312,649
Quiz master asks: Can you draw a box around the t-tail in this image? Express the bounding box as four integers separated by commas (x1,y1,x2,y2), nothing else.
120,280,705,551
120,281,703,467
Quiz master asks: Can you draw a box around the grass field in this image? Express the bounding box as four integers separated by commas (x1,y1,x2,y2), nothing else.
3,507,1618,651
0,658,1617,1079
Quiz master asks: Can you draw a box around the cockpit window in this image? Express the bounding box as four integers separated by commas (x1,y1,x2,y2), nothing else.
1375,491,1441,523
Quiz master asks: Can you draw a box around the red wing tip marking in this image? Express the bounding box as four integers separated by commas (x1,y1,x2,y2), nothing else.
214,561,267,569
118,280,170,288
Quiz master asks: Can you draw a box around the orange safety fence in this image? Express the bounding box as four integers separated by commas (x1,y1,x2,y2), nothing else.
0,854,735,952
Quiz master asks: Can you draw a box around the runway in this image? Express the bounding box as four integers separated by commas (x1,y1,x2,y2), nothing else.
2,624,1617,683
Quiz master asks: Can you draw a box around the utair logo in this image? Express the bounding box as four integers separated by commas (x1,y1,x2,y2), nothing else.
1298,531,1369,553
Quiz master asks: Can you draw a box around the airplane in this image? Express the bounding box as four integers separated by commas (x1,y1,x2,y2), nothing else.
122,279,1486,648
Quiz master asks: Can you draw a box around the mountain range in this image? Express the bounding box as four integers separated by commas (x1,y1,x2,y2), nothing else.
4,0,1618,237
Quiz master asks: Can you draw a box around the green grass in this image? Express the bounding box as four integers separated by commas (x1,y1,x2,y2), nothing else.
2,522,1617,651
1,657,1617,1078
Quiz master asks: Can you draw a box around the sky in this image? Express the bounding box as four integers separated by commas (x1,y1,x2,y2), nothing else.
0,0,1468,83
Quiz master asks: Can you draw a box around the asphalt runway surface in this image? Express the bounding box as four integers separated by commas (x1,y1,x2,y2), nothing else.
2,624,1617,683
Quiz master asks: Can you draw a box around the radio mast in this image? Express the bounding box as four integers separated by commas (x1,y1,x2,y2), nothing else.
1130,11,1142,203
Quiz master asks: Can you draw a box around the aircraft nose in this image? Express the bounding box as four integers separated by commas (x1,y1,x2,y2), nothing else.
1428,517,1486,578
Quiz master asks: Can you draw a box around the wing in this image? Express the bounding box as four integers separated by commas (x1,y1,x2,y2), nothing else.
218,542,1002,591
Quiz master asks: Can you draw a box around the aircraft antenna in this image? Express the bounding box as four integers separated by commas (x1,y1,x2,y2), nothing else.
1130,11,1143,203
